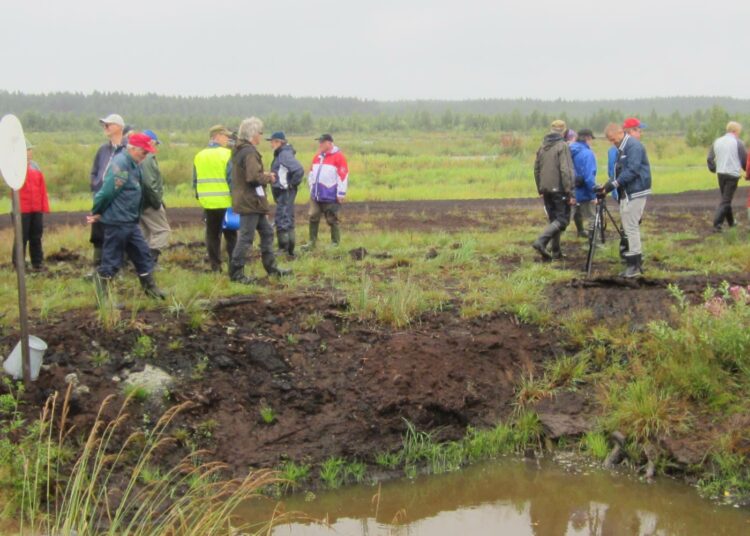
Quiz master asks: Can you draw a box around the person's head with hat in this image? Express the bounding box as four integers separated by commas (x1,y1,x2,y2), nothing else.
25,137,34,163
316,133,334,153
550,120,567,135
126,132,157,163
209,124,232,147
576,128,595,148
267,131,288,152
622,117,646,140
99,113,125,144
143,129,160,150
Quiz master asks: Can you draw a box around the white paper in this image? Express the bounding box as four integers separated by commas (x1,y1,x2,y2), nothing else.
278,165,289,189
255,185,265,197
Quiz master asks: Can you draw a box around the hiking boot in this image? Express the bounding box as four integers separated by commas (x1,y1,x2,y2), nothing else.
138,273,166,299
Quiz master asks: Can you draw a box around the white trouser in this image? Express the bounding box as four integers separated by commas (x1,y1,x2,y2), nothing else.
620,196,646,255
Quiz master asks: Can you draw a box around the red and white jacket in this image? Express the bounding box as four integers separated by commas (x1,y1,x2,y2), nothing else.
19,161,50,214
308,147,349,203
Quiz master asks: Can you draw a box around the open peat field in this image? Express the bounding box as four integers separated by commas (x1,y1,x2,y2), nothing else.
2,189,750,532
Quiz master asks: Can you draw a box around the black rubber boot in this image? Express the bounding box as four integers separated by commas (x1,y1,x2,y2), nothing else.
531,222,560,261
550,234,565,260
330,223,341,246
150,248,161,265
138,273,166,299
287,229,296,258
620,254,643,279
262,251,292,277
276,230,289,253
229,263,256,285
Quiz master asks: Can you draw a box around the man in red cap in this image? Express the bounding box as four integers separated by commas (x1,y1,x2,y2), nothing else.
89,132,166,299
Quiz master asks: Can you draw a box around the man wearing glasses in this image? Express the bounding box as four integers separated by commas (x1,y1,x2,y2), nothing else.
88,113,127,275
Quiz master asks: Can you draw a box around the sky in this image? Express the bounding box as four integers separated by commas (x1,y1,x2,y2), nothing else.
2,0,747,101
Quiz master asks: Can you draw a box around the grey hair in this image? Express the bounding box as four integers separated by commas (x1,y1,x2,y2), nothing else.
237,117,264,141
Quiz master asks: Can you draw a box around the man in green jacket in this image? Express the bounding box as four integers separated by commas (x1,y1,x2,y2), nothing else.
89,133,166,299
532,120,575,261
228,117,291,284
139,129,171,265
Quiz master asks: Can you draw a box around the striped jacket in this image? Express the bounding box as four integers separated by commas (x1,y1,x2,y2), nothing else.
308,146,349,203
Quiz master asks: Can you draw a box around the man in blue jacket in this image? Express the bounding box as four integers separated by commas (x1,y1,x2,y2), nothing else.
601,120,652,278
570,129,597,239
89,133,166,299
268,132,305,257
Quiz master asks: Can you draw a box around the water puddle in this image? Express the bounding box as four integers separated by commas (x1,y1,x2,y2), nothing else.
242,458,750,535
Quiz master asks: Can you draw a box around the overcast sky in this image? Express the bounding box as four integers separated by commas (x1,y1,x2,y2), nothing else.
2,0,747,101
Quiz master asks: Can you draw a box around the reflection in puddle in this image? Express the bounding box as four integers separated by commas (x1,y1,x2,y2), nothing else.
240,458,750,536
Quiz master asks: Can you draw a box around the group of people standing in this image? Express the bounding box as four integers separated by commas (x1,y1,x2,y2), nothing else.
532,118,651,278
80,114,349,298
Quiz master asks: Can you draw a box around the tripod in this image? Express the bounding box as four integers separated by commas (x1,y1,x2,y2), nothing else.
584,195,627,278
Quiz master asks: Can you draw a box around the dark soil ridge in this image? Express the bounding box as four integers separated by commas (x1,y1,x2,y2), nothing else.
1,187,745,232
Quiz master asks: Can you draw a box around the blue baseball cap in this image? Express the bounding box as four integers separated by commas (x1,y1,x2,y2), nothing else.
143,129,160,144
266,131,287,141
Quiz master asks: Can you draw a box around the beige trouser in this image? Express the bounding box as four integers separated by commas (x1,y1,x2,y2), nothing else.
620,196,646,255
140,204,171,251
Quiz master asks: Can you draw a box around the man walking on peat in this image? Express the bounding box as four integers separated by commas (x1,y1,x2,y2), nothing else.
532,120,575,261
707,121,747,232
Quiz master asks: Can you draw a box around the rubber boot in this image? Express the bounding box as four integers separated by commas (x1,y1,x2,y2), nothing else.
573,209,586,238
620,254,642,279
287,229,296,258
150,248,161,267
531,221,560,261
139,273,166,299
330,223,341,246
85,247,103,280
229,263,256,285
262,251,292,277
276,230,289,254
302,221,319,251
550,234,565,260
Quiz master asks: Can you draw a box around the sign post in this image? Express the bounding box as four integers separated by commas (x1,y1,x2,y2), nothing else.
0,114,31,386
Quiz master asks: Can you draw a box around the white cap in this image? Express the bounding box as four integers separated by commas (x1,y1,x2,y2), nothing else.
99,113,125,127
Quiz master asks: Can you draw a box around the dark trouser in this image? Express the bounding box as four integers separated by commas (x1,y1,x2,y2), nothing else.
309,200,341,244
538,192,571,252
713,174,740,228
98,222,153,278
11,212,44,268
272,186,298,232
230,213,277,274
90,220,104,248
204,208,237,270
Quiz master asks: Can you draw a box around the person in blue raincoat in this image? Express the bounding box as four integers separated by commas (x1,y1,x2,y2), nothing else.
570,129,598,238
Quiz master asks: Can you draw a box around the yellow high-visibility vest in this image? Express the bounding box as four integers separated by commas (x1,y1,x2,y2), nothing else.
194,146,232,209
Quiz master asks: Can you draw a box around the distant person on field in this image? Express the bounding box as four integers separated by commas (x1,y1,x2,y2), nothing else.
139,129,172,265
12,138,50,272
532,120,575,261
89,113,127,274
228,117,290,283
570,129,598,239
90,133,165,299
268,131,305,257
600,120,652,278
304,134,349,249
746,152,750,222
193,125,237,272
707,121,747,232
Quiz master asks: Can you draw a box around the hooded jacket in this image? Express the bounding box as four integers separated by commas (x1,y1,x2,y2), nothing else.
534,133,574,195
92,151,143,225
231,141,271,215
308,146,349,203
569,141,597,203
19,161,50,214
270,143,305,190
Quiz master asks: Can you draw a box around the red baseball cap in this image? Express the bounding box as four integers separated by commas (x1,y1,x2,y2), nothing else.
623,117,647,129
128,132,157,153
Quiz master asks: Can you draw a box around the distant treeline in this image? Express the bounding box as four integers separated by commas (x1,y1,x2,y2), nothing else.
1,91,747,145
